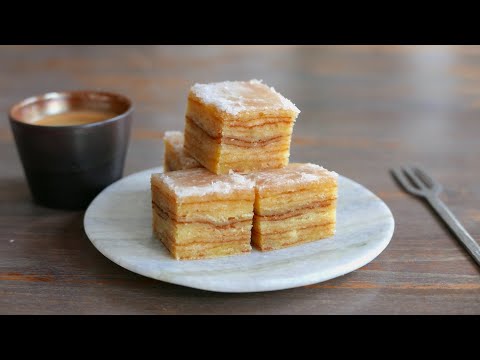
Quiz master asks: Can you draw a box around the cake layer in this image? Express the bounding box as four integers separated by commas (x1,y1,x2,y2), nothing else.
255,188,337,216
184,116,291,174
223,117,294,140
186,98,223,137
152,186,254,224
186,99,295,141
185,118,290,163
153,208,252,245
220,139,291,161
184,117,221,173
177,200,253,224
184,112,293,158
163,131,201,172
216,156,288,175
153,204,252,260
178,200,253,224
252,222,336,251
253,206,336,235
161,235,251,260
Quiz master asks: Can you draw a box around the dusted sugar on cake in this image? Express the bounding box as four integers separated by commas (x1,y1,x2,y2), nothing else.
163,131,201,172
151,168,255,260
184,79,300,174
248,163,338,251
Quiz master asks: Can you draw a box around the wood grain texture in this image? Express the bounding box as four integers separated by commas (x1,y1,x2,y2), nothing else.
1,45,479,314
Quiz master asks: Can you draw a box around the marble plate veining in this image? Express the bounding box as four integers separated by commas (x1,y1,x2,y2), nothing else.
84,167,394,293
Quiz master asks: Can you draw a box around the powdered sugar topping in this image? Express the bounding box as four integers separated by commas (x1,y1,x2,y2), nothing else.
190,79,300,116
159,169,255,198
164,130,181,139
251,163,337,190
164,131,183,150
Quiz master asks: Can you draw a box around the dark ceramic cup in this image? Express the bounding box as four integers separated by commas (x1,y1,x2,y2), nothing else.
9,91,133,210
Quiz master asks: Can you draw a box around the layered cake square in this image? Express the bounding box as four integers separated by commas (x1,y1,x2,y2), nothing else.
249,163,338,251
184,79,300,174
163,131,201,172
151,168,255,260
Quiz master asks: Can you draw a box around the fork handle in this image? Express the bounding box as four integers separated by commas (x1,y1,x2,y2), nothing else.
427,196,480,266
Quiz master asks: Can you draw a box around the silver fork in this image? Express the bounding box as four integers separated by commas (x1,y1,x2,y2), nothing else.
391,165,480,266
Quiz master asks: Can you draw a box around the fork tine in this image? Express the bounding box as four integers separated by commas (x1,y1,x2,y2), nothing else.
402,166,427,190
412,165,442,193
391,168,423,196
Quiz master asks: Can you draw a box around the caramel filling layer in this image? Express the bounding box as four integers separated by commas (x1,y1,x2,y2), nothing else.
155,225,250,247
160,233,251,248
186,115,289,147
153,202,251,227
252,221,334,236
256,199,336,221
188,98,294,128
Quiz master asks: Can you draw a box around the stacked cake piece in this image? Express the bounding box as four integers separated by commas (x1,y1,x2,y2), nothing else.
151,169,254,260
184,80,299,174
163,131,201,172
152,79,338,260
249,164,337,251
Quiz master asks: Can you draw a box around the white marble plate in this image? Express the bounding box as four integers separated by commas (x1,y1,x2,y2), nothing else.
84,167,394,293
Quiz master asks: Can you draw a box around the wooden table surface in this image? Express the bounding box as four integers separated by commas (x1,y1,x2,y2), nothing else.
1,45,479,314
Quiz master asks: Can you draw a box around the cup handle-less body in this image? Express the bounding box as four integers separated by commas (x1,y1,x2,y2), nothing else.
9,91,133,210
